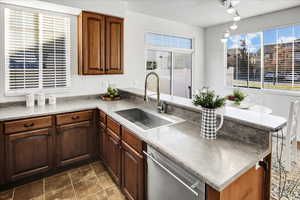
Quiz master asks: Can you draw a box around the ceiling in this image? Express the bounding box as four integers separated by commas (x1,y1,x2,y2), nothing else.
124,0,300,27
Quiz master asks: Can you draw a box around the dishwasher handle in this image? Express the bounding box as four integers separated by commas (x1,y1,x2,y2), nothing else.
143,151,199,197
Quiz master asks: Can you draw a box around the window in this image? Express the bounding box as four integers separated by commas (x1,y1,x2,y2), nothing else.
226,24,300,92
145,33,193,98
5,8,71,94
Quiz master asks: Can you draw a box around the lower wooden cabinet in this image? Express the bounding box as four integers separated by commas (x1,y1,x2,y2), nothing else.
5,128,53,182
56,121,92,167
99,122,105,160
122,141,144,200
105,128,122,185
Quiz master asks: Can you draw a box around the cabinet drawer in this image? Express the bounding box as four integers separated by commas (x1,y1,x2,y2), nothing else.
122,127,143,154
4,116,52,134
107,116,120,136
99,111,106,123
56,110,93,126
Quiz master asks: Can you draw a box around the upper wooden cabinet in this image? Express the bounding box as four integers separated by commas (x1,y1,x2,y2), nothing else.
78,11,124,75
106,16,124,74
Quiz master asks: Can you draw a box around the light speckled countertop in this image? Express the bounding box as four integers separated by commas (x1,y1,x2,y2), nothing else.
121,88,287,132
0,96,271,191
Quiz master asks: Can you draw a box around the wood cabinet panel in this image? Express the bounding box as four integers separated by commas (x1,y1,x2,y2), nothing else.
206,163,266,200
56,110,93,126
4,116,52,134
122,127,143,154
105,128,121,185
99,110,106,123
107,116,121,136
99,122,105,160
56,121,92,167
105,16,124,74
5,128,53,182
78,11,105,75
122,141,144,200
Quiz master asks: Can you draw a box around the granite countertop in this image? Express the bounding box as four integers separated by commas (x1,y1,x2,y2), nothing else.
120,88,287,132
0,96,270,191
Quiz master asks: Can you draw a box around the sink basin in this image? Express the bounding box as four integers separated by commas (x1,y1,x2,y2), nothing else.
115,108,172,130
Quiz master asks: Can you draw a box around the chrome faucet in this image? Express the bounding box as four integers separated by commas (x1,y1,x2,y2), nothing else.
144,72,165,113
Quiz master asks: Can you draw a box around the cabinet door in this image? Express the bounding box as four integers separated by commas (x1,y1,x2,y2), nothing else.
122,142,144,200
79,11,105,75
99,122,106,160
5,129,53,182
105,129,121,185
57,121,92,167
106,16,123,74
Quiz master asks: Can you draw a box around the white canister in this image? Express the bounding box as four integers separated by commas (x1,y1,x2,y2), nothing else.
37,93,45,106
48,95,56,105
25,94,35,107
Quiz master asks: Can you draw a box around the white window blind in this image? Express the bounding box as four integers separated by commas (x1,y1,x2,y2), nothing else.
5,8,71,93
226,24,300,92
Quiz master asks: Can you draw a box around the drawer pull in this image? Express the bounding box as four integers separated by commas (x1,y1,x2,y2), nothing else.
24,123,34,128
71,116,80,120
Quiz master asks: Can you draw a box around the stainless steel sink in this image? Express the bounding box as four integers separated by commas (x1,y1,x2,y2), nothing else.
115,108,172,130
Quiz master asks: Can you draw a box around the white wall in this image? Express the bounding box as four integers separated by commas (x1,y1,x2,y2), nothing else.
205,6,300,120
0,0,205,103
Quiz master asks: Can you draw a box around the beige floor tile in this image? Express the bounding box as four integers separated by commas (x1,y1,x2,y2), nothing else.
96,172,115,190
105,186,125,200
45,172,71,193
91,162,106,176
14,180,44,200
73,176,104,199
0,189,14,200
69,165,96,184
80,191,108,200
45,185,76,200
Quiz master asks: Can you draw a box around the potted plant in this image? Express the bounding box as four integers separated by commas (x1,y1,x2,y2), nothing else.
227,89,246,105
101,87,121,101
193,87,226,139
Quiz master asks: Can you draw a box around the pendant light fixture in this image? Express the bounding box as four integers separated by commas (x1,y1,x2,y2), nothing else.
220,0,242,43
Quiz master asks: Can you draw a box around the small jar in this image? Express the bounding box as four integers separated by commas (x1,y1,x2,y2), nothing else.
37,93,45,107
25,93,35,107
48,95,56,105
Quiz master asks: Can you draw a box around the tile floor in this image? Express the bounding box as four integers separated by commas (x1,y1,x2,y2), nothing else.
0,162,125,200
1,146,299,200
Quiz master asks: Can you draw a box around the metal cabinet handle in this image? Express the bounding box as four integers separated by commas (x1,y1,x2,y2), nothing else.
24,123,34,128
143,151,199,197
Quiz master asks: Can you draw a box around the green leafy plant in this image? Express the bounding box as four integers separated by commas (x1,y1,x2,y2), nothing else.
106,87,119,98
227,89,246,105
193,87,226,109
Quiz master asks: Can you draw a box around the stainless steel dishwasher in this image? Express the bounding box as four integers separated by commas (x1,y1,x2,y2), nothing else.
144,145,205,200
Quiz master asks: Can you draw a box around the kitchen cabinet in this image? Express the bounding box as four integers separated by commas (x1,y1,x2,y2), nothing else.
78,11,106,75
5,128,53,182
106,16,124,74
206,155,270,200
56,121,92,167
121,127,144,200
105,128,122,185
98,111,106,161
78,11,124,75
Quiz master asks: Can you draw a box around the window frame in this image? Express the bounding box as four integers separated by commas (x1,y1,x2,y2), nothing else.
224,24,300,97
144,32,195,98
2,4,72,96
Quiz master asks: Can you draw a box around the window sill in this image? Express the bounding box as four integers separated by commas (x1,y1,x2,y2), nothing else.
5,87,72,97
225,86,300,97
